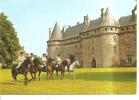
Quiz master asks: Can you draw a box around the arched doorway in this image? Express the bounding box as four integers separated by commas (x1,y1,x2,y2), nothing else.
91,58,96,68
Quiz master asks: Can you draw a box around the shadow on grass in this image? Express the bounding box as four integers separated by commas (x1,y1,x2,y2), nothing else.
76,72,136,82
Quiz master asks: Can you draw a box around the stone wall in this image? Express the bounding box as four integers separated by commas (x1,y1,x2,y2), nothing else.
119,25,136,65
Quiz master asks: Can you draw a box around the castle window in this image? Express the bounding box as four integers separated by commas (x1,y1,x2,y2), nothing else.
127,55,132,63
121,28,124,31
75,45,77,49
113,34,117,42
133,26,135,29
126,46,131,55
126,27,128,30
114,45,117,53
75,52,77,57
111,28,113,30
105,28,107,31
92,47,94,54
115,28,117,31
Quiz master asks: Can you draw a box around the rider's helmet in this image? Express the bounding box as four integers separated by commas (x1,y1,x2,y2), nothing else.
43,53,46,57
30,53,33,56
20,51,24,55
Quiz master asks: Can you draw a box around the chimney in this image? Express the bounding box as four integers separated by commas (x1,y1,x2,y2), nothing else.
49,28,51,39
132,10,135,18
84,16,86,22
77,22,80,25
101,8,105,21
131,5,137,20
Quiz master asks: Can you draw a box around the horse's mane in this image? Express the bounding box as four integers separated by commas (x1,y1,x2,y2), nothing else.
33,58,41,65
20,57,31,68
62,60,68,65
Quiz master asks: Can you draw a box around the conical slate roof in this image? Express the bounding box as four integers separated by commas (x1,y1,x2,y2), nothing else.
62,26,65,34
50,22,62,40
102,7,119,26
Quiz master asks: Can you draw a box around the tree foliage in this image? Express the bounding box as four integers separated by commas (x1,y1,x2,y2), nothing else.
0,12,21,67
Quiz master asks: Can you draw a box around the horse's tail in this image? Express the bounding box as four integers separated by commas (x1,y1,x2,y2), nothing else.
11,65,17,80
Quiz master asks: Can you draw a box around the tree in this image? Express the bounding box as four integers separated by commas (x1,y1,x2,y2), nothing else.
0,12,21,68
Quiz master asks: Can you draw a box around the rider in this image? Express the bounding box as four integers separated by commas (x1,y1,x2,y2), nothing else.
29,53,34,61
42,53,47,67
16,52,26,69
56,54,62,67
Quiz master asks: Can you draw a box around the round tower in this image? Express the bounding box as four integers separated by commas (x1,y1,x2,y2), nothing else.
100,8,120,67
47,22,63,58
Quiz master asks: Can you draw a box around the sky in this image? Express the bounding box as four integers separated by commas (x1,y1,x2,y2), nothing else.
0,0,136,56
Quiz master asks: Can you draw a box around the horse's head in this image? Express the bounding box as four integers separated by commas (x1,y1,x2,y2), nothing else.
33,58,43,65
73,60,80,68
63,60,68,66
27,57,34,66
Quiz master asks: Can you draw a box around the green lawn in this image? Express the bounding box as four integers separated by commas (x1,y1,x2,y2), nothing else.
0,67,136,94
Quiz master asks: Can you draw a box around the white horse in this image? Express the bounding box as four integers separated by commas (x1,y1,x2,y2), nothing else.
67,60,80,80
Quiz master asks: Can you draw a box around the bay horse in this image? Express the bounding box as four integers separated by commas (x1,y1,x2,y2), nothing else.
37,57,53,79
11,57,34,85
29,58,43,80
53,59,80,80
52,60,69,79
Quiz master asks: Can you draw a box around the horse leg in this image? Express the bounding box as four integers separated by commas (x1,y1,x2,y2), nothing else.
69,71,70,75
63,72,65,78
38,70,41,80
60,71,63,80
73,71,76,80
15,74,17,81
24,73,28,85
50,72,53,79
56,71,59,79
30,72,33,81
34,73,36,80
47,72,49,79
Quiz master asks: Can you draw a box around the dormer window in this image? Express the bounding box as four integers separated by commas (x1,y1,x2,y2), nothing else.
111,28,113,30
126,27,128,30
114,45,117,53
133,26,135,29
121,28,124,31
105,28,107,31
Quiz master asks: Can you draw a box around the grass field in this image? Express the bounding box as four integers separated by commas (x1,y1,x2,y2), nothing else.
0,67,136,94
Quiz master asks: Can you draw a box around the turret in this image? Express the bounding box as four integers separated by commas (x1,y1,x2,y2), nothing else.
47,22,63,58
100,7,119,26
132,5,137,20
101,8,105,21
49,28,51,39
62,25,66,34
83,14,90,31
49,22,62,40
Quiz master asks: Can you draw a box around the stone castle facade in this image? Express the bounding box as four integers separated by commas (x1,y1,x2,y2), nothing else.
47,7,136,68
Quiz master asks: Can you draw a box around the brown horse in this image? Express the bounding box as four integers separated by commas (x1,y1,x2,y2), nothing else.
46,58,53,79
29,57,53,80
52,60,69,79
29,58,43,80
37,57,53,79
